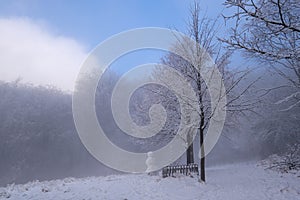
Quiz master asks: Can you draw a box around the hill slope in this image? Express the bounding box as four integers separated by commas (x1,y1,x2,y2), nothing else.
0,163,299,200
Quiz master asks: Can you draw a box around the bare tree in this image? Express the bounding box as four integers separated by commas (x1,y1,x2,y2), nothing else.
222,0,300,109
153,1,260,182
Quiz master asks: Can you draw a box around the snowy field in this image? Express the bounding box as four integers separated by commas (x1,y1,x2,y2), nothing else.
0,162,299,200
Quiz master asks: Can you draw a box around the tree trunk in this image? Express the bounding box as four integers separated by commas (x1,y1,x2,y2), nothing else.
199,127,205,182
186,141,194,165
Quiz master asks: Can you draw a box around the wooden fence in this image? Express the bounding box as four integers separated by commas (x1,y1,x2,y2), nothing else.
162,164,199,178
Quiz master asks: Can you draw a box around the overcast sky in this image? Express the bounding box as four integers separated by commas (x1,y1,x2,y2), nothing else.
0,0,230,91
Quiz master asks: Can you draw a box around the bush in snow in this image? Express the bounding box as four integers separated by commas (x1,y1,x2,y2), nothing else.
259,144,300,173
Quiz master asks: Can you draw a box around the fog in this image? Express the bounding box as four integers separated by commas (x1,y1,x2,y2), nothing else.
1,62,298,187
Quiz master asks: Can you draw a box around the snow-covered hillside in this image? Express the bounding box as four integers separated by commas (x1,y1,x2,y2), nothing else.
0,163,299,200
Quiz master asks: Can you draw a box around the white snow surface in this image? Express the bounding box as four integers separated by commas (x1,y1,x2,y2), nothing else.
0,162,299,200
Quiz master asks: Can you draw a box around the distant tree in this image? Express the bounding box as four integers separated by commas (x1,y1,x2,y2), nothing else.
252,84,300,158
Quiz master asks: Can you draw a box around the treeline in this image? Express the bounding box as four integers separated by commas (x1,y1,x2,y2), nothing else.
0,81,113,186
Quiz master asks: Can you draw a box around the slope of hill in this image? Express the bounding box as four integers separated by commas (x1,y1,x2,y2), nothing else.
0,162,299,200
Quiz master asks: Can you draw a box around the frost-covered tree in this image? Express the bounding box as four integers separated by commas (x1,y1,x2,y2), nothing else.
222,0,300,109
153,1,259,182
222,0,300,169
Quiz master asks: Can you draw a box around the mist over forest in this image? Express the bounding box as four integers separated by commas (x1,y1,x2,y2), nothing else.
0,64,298,186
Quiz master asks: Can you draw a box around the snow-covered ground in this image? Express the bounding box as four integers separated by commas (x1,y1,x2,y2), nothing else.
0,162,299,200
